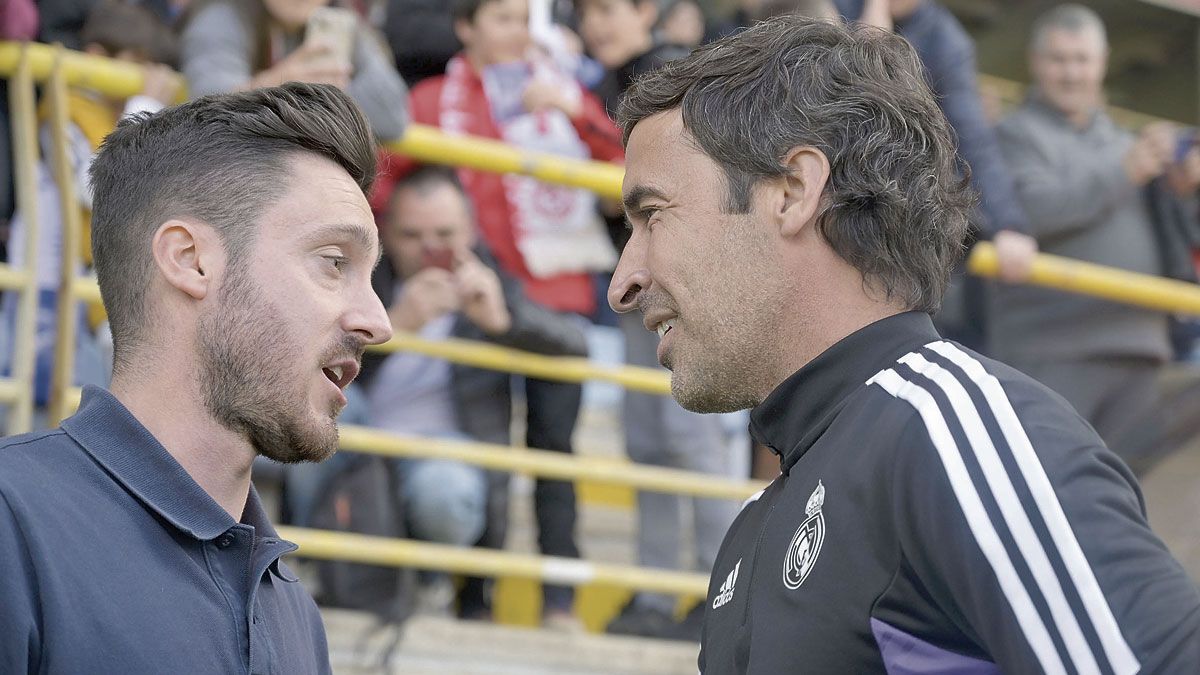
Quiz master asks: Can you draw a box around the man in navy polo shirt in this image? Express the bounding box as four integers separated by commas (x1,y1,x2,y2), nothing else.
0,83,392,673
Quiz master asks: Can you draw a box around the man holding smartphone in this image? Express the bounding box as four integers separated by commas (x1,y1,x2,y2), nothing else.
992,3,1200,474
356,165,589,619
181,0,410,141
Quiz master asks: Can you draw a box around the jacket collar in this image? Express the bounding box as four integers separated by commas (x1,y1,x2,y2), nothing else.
62,386,270,541
749,311,940,474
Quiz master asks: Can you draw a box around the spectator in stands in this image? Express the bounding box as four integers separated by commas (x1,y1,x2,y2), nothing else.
656,0,705,49
1,0,180,416
578,0,690,118
37,0,191,47
375,0,625,629
577,0,742,641
835,0,1039,350
0,82,388,673
993,4,1200,474
358,165,588,617
180,0,409,140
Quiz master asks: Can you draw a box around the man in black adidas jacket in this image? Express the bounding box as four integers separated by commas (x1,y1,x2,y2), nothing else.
607,14,1200,674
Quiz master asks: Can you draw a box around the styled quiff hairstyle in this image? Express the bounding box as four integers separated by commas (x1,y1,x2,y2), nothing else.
89,82,377,375
618,15,974,313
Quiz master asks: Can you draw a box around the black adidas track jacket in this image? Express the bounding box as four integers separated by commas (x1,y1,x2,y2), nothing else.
699,311,1200,674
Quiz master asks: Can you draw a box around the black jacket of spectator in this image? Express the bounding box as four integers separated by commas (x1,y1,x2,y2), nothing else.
382,0,460,86
1146,177,1200,283
835,0,1029,238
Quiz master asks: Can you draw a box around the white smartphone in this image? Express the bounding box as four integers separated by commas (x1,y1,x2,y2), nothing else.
306,7,356,68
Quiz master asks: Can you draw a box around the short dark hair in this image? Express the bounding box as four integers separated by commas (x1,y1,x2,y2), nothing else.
81,0,179,66
392,165,467,201
386,164,474,222
618,15,974,313
89,82,377,374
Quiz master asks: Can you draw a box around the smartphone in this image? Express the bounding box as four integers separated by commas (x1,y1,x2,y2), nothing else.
421,248,456,271
306,7,356,68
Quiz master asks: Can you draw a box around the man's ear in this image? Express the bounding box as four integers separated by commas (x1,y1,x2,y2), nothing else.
150,219,218,301
777,145,831,238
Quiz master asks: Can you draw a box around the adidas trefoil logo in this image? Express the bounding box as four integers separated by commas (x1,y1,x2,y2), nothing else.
712,558,742,610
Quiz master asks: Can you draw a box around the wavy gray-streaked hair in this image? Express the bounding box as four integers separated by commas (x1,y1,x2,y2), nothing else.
618,14,975,314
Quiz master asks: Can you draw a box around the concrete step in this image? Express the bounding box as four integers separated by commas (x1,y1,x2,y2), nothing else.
324,610,699,675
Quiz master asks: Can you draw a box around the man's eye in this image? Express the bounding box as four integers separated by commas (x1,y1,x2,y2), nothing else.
324,256,349,272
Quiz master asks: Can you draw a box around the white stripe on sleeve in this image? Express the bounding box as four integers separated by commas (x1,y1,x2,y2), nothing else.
926,342,1140,675
867,368,1068,675
899,352,1100,675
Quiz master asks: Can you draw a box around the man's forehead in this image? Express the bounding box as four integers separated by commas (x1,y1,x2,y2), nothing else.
622,109,690,198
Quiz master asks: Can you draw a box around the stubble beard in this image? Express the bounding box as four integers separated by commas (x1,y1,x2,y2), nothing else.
196,269,341,464
667,217,785,414
669,310,779,414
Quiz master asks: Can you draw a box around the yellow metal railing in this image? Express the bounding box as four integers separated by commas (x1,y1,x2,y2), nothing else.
44,47,85,427
970,242,1200,315
374,333,670,394
277,526,709,598
0,46,41,431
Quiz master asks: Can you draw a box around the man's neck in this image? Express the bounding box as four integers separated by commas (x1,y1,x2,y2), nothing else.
110,371,256,521
763,253,908,403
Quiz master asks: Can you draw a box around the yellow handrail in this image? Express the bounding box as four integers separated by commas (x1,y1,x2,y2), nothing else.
4,45,40,434
45,47,84,427
0,264,29,290
277,526,709,598
339,424,764,500
391,125,624,200
372,333,671,394
969,242,1200,315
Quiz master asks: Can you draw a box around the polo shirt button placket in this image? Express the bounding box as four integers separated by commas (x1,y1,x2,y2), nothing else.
216,532,235,549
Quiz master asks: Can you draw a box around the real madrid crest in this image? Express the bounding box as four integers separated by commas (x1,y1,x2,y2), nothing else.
783,480,826,590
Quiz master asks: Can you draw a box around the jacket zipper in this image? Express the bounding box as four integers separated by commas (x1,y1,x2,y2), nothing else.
741,476,785,627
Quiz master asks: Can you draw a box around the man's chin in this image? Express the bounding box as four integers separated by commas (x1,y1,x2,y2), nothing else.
671,373,751,414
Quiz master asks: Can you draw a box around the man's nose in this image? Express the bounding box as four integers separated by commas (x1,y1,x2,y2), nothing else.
607,241,651,314
348,283,394,346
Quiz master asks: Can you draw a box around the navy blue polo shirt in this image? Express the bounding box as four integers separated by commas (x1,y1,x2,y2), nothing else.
0,386,330,674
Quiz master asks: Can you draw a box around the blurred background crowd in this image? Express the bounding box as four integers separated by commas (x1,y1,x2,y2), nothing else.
2,0,1199,657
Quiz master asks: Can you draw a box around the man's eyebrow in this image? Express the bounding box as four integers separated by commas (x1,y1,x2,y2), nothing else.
622,185,670,216
303,223,383,265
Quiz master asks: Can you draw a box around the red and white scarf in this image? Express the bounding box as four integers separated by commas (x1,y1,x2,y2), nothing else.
439,55,616,279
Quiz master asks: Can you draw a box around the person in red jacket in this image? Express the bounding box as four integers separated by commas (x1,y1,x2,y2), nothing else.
374,0,624,628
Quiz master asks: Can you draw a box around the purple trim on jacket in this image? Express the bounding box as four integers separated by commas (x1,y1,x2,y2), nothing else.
872,618,1001,675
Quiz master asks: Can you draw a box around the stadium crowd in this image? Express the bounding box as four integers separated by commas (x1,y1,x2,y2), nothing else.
1,0,1198,645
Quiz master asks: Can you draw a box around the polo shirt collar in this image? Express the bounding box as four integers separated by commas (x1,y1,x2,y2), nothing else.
749,311,940,474
63,386,242,541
